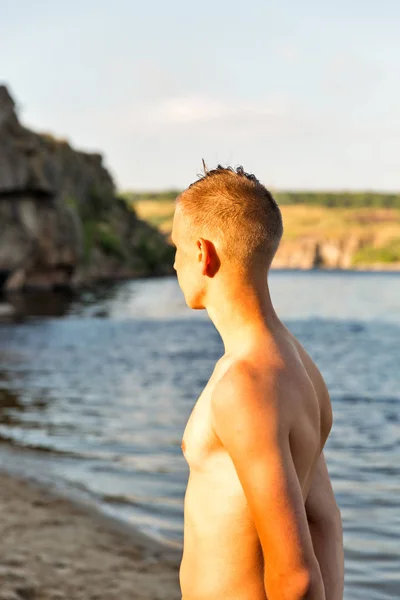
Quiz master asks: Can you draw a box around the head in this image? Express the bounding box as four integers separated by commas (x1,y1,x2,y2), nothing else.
171,164,283,310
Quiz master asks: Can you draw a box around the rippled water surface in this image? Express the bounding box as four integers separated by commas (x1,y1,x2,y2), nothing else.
0,271,399,599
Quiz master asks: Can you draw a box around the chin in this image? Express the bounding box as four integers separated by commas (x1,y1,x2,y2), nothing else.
184,291,206,310
189,302,206,310
185,297,205,310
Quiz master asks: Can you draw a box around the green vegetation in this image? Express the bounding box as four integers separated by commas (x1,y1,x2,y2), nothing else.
82,220,96,264
65,195,126,264
278,205,400,241
80,220,126,263
352,237,400,265
135,231,175,273
80,184,112,219
123,189,400,209
65,195,78,211
120,190,180,203
275,191,400,208
97,223,126,259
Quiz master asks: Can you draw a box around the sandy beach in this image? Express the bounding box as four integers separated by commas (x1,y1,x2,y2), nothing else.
0,470,182,600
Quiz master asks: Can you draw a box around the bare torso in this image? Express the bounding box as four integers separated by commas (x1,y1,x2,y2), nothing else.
179,322,332,600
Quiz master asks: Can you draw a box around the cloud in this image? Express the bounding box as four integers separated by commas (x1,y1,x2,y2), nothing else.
147,94,289,125
88,93,292,140
150,95,226,124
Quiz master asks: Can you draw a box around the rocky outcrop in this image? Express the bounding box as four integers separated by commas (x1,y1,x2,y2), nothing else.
0,85,174,291
272,234,370,269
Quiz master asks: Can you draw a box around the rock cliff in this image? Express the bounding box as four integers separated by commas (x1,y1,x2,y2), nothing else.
272,235,366,269
0,85,174,291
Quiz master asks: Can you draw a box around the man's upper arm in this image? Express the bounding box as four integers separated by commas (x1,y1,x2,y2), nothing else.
211,362,319,595
305,451,340,525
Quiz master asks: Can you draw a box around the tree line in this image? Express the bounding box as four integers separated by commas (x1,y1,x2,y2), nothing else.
122,190,400,208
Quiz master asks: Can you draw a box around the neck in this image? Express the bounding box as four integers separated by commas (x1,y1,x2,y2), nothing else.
205,270,281,357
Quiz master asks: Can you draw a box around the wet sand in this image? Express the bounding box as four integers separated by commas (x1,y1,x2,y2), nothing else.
0,470,182,600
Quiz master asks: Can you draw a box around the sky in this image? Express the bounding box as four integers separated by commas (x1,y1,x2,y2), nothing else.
1,0,399,192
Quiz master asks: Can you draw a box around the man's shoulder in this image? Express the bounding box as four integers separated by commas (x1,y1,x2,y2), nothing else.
215,354,283,388
210,355,287,422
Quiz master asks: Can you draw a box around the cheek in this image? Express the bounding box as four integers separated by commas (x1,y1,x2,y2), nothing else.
174,249,183,274
175,247,195,276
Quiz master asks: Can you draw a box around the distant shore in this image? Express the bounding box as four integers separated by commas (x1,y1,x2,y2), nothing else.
271,263,400,272
0,469,182,600
131,200,400,271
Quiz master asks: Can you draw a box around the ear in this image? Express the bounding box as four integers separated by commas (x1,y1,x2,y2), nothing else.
198,237,220,277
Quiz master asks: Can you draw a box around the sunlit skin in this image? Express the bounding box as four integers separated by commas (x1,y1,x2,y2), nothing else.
172,202,343,600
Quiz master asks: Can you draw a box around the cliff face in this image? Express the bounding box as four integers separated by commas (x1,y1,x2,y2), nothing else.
0,85,174,291
271,205,400,270
272,235,366,269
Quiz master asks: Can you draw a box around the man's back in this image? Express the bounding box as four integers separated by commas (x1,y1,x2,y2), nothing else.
179,322,333,600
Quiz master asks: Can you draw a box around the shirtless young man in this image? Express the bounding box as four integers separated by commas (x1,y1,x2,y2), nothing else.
171,165,344,600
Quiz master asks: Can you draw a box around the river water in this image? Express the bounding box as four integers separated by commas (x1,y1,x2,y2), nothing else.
0,270,399,599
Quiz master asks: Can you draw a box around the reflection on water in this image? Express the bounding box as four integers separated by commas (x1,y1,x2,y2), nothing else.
1,283,122,319
0,386,27,431
0,271,400,599
3,289,75,318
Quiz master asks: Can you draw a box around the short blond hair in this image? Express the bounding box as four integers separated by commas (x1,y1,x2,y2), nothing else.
176,164,283,269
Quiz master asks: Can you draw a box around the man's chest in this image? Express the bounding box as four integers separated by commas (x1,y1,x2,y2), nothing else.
181,360,230,469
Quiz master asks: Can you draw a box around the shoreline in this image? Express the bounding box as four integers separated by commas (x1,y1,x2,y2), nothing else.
1,263,400,297
0,468,182,600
